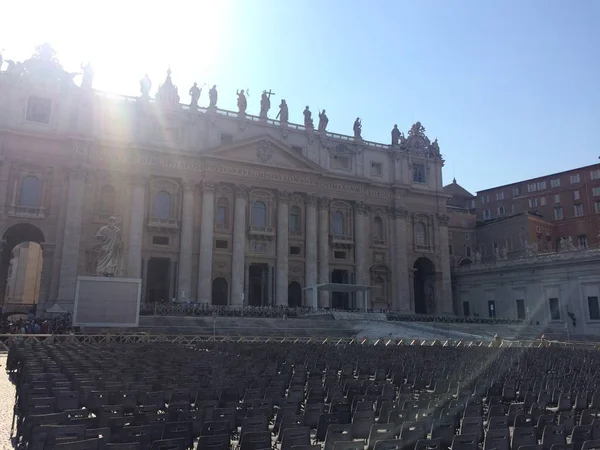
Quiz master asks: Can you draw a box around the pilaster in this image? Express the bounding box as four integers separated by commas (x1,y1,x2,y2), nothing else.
304,195,318,307
231,184,248,305
392,206,410,312
177,180,195,301
317,196,330,307
275,190,290,306
353,202,368,309
437,213,453,314
126,174,147,278
198,181,216,303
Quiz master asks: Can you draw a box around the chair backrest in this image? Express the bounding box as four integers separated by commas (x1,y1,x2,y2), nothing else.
451,434,478,450
281,427,311,450
512,427,537,450
373,440,405,450
197,434,230,450
483,428,509,450
55,438,102,450
581,440,600,450
150,438,187,450
415,438,442,450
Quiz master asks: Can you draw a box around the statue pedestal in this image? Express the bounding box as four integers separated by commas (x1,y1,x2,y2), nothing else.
73,276,141,328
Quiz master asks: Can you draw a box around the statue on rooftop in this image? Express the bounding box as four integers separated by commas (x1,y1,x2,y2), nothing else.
208,85,218,108
140,74,152,99
391,124,401,146
80,62,94,89
353,117,362,140
276,99,288,123
303,106,314,130
430,138,441,157
189,82,203,108
318,109,329,133
94,216,123,277
260,90,274,118
236,89,247,114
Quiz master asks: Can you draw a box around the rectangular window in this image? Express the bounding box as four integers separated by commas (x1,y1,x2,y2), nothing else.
554,206,563,220
220,133,233,145
412,164,426,183
481,195,489,204
371,162,383,177
483,209,491,220
588,296,600,321
528,198,538,208
488,300,496,318
571,174,581,184
462,301,470,317
26,97,52,124
496,192,504,200
591,170,600,180
574,190,580,200
334,250,347,259
578,235,588,248
595,201,600,213
549,298,561,320
152,236,169,246
465,234,470,240
512,187,522,197
516,299,526,320
593,187,600,196
574,204,584,217
291,145,303,155
289,245,302,256
497,206,505,215
527,183,537,193
550,178,561,188
540,197,546,206
332,155,350,170
554,194,560,204
511,204,515,214
215,239,229,250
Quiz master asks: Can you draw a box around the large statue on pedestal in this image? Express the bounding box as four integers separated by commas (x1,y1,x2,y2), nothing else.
353,117,362,139
236,89,248,114
94,217,123,277
318,110,329,132
276,99,288,123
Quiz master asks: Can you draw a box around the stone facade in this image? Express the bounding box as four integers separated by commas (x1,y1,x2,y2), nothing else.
0,60,453,315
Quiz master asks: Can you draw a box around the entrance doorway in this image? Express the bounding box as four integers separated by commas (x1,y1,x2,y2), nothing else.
0,224,45,308
211,278,228,305
288,281,302,307
331,269,351,310
413,257,436,315
146,257,170,303
248,263,269,306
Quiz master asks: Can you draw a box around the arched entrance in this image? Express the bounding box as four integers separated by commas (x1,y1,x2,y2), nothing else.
211,278,228,306
413,257,436,315
288,282,302,308
0,224,45,308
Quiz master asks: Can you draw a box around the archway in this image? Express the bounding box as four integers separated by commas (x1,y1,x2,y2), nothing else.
288,282,302,308
457,257,473,267
211,277,228,306
0,223,45,307
413,257,436,315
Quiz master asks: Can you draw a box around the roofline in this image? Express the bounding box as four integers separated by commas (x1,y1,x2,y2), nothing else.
476,162,600,194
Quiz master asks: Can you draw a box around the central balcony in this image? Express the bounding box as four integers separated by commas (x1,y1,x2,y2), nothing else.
248,225,276,238
147,217,180,232
7,205,46,219
330,234,354,248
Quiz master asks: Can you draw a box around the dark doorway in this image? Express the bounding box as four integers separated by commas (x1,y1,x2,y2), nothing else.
0,223,45,306
211,278,228,305
288,282,302,307
413,257,436,315
331,269,350,310
249,263,269,306
462,301,470,316
146,257,170,303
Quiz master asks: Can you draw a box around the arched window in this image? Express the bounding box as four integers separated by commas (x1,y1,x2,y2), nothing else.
216,198,229,227
19,176,41,207
289,205,301,233
373,216,384,240
100,185,116,214
415,222,427,247
153,191,171,219
252,201,267,227
332,211,345,236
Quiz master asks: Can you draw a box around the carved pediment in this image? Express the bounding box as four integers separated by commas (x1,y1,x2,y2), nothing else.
203,135,323,172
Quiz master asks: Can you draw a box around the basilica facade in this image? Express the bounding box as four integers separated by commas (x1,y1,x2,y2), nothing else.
0,53,452,315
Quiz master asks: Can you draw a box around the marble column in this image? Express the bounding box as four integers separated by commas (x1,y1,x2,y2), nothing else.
127,176,146,278
57,166,87,307
393,207,410,312
275,191,289,306
231,185,248,305
353,202,368,309
141,257,149,303
437,213,453,314
317,197,330,307
304,195,318,307
197,182,216,303
178,181,195,301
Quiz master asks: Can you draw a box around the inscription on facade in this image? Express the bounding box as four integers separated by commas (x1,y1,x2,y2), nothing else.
87,150,399,199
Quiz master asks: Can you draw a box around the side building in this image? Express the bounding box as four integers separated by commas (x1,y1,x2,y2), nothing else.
0,50,454,316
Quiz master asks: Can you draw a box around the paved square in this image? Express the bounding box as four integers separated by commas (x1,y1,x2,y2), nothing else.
0,355,15,450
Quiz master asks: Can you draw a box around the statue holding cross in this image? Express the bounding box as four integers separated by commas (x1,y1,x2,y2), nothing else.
260,89,275,118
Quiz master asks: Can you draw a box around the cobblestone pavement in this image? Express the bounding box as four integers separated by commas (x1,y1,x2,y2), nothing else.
0,355,15,450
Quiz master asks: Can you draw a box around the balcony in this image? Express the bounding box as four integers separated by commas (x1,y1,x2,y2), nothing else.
93,213,121,224
289,230,303,238
416,244,433,252
147,217,180,232
248,225,275,238
330,234,354,248
7,205,46,219
371,238,385,247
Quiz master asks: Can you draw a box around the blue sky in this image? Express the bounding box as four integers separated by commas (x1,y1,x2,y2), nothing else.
1,0,598,193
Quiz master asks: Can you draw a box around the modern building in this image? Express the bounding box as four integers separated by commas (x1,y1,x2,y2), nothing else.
0,49,454,315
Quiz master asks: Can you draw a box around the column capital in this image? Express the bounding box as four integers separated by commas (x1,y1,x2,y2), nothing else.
234,184,249,197
353,201,368,215
181,180,196,193
67,165,89,181
202,180,217,193
130,173,148,187
276,190,292,201
305,194,319,206
317,196,331,209
437,213,450,226
389,207,408,219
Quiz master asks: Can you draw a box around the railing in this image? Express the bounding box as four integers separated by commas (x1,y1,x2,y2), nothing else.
386,312,526,325
147,217,180,229
7,205,45,218
371,238,385,246
0,333,594,351
416,244,432,252
289,230,303,238
248,225,275,236
330,234,354,245
152,303,314,318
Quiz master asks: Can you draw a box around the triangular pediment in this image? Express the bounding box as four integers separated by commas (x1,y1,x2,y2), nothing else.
203,135,323,172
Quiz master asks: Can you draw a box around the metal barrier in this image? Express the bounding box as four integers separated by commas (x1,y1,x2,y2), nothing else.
0,333,595,352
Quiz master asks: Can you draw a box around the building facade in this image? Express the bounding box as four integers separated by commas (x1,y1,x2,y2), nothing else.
0,51,453,315
5,242,42,304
